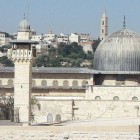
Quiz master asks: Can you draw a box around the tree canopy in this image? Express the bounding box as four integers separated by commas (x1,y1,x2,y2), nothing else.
35,42,94,68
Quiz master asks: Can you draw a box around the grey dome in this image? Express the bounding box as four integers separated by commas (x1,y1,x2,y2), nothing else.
94,29,140,71
19,18,30,31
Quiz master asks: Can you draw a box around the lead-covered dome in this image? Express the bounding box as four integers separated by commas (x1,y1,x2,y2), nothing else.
18,18,30,31
94,29,140,71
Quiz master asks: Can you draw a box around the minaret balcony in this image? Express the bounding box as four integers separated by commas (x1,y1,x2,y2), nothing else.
12,49,32,59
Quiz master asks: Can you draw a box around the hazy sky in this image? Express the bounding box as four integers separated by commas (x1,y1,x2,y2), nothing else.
0,0,140,38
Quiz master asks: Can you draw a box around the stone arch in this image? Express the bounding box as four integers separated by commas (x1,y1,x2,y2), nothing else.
47,113,53,123
41,80,47,87
32,80,36,87
63,80,69,87
113,96,119,101
53,80,58,87
72,80,78,87
55,114,61,123
95,96,101,100
132,96,138,101
7,79,13,86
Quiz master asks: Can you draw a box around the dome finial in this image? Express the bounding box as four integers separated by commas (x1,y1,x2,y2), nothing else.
123,15,126,29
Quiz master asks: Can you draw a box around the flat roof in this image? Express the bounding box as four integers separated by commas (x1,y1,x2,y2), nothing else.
0,67,140,74
0,67,93,74
10,40,38,44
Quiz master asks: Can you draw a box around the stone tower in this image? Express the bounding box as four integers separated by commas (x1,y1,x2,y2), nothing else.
100,10,108,40
10,17,37,125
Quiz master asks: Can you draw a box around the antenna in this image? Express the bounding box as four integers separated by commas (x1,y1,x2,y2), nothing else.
123,15,126,29
104,8,107,15
26,0,30,21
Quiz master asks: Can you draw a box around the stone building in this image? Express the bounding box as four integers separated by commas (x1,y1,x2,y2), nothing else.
2,16,140,125
33,27,140,124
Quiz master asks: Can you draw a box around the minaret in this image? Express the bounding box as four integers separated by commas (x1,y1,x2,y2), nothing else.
100,10,108,40
10,17,37,125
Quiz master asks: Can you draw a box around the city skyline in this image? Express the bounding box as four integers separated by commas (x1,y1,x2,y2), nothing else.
0,0,140,38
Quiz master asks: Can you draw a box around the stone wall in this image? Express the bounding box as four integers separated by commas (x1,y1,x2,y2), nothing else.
0,72,92,96
33,100,72,123
86,86,140,100
0,126,138,140
33,99,140,124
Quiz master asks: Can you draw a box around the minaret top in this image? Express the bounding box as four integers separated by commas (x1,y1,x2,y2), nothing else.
102,9,107,18
18,15,30,32
123,15,126,29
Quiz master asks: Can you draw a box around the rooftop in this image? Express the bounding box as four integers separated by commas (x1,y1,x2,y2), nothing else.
0,67,93,74
0,67,140,74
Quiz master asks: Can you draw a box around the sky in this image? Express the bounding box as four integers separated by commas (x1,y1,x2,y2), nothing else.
0,0,140,38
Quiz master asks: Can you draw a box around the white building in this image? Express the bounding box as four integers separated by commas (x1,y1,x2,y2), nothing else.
31,34,43,42
57,33,69,44
44,30,56,44
69,33,80,43
0,32,11,46
79,33,93,43
80,41,93,53
36,41,48,54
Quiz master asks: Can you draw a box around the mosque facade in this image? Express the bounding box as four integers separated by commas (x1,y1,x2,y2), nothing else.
1,13,140,124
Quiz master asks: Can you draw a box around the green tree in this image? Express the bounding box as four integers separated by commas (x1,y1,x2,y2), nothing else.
35,55,48,67
92,39,101,53
0,45,11,53
0,94,14,121
0,56,14,67
31,96,41,122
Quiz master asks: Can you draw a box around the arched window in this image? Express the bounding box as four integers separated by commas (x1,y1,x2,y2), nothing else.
47,113,53,123
72,80,78,87
7,79,13,86
53,80,58,87
55,114,61,123
102,21,104,25
113,96,119,101
95,96,101,100
132,96,138,101
63,80,69,87
41,80,47,87
32,80,36,87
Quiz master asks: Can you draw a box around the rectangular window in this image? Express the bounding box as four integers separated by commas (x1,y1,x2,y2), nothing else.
102,21,104,25
102,29,104,33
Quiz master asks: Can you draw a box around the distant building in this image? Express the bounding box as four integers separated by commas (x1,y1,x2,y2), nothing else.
80,41,93,53
31,34,43,42
69,33,80,43
100,10,108,40
36,41,48,55
57,33,69,44
0,32,11,46
30,29,37,36
79,33,93,43
44,30,56,44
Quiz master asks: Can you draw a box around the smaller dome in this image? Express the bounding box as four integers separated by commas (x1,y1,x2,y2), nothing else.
19,18,30,31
